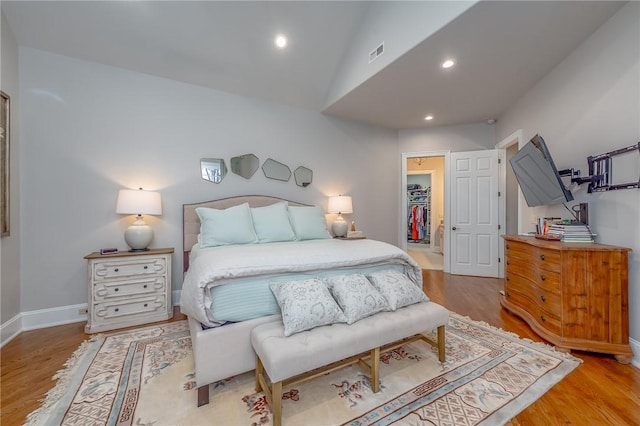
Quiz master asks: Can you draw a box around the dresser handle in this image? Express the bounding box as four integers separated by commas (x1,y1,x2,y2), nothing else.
540,254,545,261
540,274,546,281
540,315,546,322
114,308,119,312
144,266,148,270
114,288,119,292
506,291,510,297
114,268,119,272
506,244,510,249
144,303,148,308
506,276,510,281
506,260,510,265
143,284,148,289
540,295,546,302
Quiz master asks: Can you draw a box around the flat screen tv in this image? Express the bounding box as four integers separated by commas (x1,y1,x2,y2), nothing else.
510,134,574,207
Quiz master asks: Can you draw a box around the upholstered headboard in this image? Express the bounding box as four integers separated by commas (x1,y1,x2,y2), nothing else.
182,195,308,271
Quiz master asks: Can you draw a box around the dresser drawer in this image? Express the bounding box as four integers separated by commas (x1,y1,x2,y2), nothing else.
93,295,167,322
534,288,561,316
535,307,561,336
93,256,167,281
94,276,166,301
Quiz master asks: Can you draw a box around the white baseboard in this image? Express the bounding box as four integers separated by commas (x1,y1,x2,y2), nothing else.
1,296,184,348
1,313,22,348
630,337,640,369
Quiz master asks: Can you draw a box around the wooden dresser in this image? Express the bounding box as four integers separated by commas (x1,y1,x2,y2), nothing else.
501,235,632,363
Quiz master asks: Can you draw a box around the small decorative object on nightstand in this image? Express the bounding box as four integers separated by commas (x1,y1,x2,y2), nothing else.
84,248,174,333
116,188,162,251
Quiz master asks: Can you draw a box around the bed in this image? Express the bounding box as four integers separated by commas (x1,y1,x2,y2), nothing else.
180,195,423,406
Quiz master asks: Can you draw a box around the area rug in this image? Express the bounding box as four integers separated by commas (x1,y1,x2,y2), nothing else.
25,313,581,426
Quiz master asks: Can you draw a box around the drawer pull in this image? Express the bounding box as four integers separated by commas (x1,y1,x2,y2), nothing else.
540,295,546,302
540,274,546,281
115,308,119,312
540,254,545,261
114,288,119,292
540,315,546,322
506,244,510,249
144,303,148,308
144,266,148,270
114,268,119,272
506,260,510,265
506,276,510,281
143,284,148,289
506,291,510,297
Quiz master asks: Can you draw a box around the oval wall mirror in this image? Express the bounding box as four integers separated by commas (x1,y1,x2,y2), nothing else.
200,158,227,183
294,166,313,187
231,153,259,179
262,158,291,182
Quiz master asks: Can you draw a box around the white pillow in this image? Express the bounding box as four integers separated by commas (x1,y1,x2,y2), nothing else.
196,203,257,248
288,206,331,241
269,278,346,336
251,202,296,243
326,274,389,324
366,270,428,311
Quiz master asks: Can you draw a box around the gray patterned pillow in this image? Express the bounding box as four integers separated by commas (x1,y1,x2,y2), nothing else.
326,274,389,324
269,278,346,336
366,270,428,311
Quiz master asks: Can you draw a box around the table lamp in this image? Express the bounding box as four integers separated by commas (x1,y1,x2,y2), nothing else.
116,188,162,251
327,195,353,237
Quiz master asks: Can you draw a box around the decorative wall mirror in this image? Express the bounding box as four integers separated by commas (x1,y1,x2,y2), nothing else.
200,158,227,183
294,166,313,187
262,158,291,182
231,153,259,179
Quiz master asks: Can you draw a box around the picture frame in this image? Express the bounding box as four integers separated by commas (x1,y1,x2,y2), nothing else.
1,91,9,237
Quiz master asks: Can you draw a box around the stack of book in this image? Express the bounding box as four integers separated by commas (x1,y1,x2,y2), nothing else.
546,221,594,243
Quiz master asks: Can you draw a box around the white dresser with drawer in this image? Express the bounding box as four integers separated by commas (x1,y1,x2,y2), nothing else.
84,248,174,333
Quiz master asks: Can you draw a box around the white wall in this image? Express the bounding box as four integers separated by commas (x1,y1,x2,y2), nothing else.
18,48,398,314
1,11,21,332
399,122,496,153
324,1,475,109
496,3,640,352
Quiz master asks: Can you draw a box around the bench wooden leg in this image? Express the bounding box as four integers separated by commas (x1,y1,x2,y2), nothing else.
437,325,446,362
197,385,209,407
272,380,283,426
255,355,264,392
370,347,380,393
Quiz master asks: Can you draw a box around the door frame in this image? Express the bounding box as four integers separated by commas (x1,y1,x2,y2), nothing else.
400,151,450,272
495,129,523,278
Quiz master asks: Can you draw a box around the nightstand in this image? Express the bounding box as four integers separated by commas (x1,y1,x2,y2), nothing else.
84,248,174,333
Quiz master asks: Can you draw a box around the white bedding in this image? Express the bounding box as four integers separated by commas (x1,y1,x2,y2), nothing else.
180,239,422,327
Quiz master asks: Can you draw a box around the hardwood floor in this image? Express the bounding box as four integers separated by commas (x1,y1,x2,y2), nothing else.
2,273,639,425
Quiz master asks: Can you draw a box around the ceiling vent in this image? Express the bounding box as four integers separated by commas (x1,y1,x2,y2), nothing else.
369,42,384,64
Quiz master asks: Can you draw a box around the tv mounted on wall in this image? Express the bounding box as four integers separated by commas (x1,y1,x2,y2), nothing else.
510,134,574,207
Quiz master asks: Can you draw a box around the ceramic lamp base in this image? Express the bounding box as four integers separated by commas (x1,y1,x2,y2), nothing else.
124,216,154,251
332,215,348,237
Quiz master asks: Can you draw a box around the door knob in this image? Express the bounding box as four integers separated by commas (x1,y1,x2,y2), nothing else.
452,226,457,230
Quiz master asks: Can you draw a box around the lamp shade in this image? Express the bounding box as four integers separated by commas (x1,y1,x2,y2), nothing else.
327,195,353,214
116,189,162,216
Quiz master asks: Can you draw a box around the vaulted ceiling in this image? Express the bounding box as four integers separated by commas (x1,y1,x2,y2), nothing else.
2,1,625,129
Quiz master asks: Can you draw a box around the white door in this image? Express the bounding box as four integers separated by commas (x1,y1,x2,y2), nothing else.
450,150,501,277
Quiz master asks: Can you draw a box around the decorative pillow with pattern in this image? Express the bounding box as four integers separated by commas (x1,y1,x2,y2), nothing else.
366,270,428,311
269,278,346,336
326,274,389,324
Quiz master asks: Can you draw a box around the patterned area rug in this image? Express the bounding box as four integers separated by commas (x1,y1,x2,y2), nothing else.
26,313,581,426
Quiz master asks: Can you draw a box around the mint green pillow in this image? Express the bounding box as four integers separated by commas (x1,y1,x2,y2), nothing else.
196,203,257,247
288,206,331,241
251,202,296,243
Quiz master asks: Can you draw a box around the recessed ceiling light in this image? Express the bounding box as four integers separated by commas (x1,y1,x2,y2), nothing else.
274,34,287,49
424,115,434,121
441,59,455,69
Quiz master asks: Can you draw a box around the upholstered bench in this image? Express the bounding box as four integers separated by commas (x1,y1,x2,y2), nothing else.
250,301,449,426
